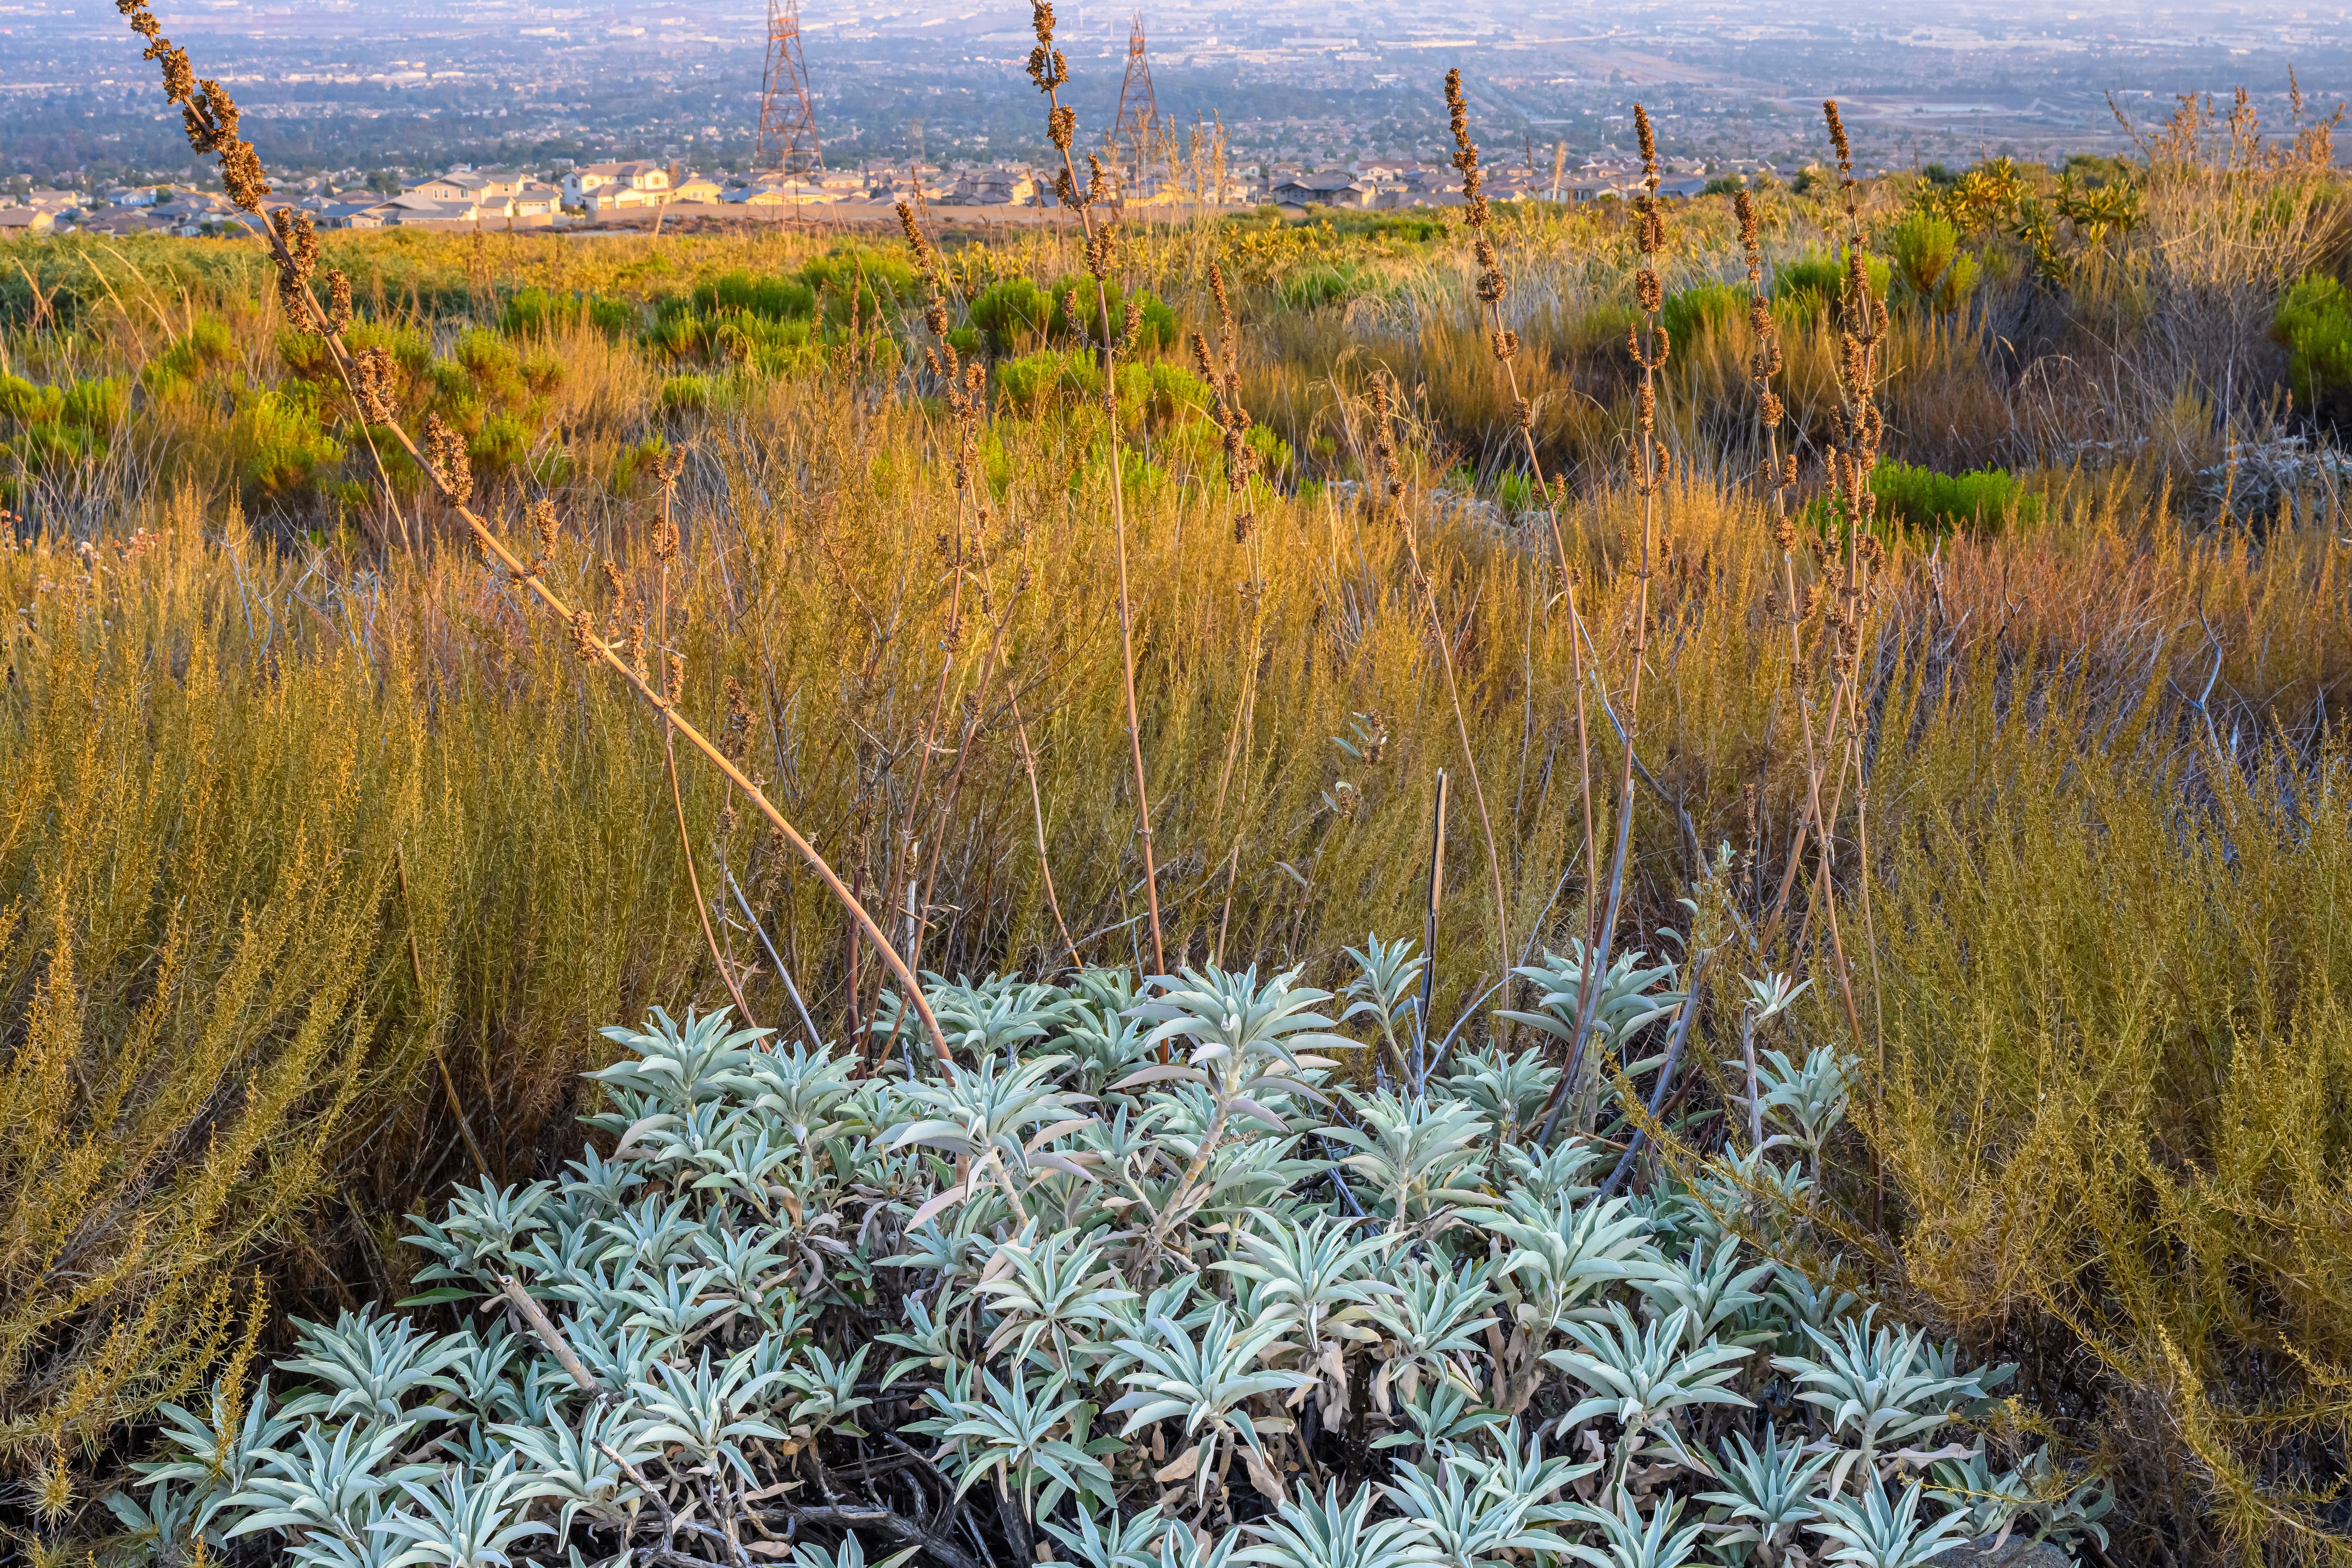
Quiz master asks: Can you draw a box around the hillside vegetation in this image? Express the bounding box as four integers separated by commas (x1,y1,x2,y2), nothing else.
0,29,2349,1568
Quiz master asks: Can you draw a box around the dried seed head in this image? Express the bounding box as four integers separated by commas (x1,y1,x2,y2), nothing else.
569,609,599,659
1635,268,1663,316
1025,3,1069,91
1735,189,1762,280
1634,104,1658,175
666,649,687,704
528,497,560,566
325,269,353,335
424,411,472,506
1823,100,1853,176
1368,372,1404,506
1773,513,1798,552
1638,201,1665,257
350,345,397,424
1083,205,1119,278
272,207,318,319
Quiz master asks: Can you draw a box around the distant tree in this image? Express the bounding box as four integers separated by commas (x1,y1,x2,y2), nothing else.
367,168,400,195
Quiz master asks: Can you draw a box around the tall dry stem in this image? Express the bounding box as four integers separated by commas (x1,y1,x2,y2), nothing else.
107,0,952,1062
1541,103,1670,1146
1026,0,1165,979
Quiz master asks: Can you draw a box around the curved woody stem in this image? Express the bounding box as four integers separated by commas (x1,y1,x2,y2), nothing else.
111,0,953,1062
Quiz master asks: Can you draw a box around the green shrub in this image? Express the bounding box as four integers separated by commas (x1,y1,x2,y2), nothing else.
1049,277,1178,352
1132,359,1204,423
607,432,673,495
519,348,566,395
500,286,636,339
467,410,533,480
691,269,817,322
451,328,532,415
1884,212,1981,313
58,377,127,433
1245,421,1292,482
995,346,1100,415
0,375,122,492
2,419,98,485
142,315,235,395
968,277,1051,354
588,295,640,338
645,303,712,361
1274,262,1367,312
995,350,1203,431
283,318,430,406
659,372,714,413
0,373,64,426
1772,248,1893,316
1812,460,2040,536
345,318,433,380
498,286,565,336
235,388,345,504
2276,273,2352,413
799,251,916,301
1660,280,1746,347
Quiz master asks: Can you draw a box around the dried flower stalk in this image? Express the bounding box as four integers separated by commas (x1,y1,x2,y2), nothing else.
1026,0,1166,977
112,0,952,1061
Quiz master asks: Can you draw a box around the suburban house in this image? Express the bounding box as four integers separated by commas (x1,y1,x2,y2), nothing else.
406,171,528,202
865,167,951,203
668,173,725,205
372,190,483,226
472,183,564,225
0,207,55,234
562,161,671,205
321,201,396,229
726,172,840,207
585,183,663,214
463,172,527,199
1270,169,1373,210
946,165,1037,206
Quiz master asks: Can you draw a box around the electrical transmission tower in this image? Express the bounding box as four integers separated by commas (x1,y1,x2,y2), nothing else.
1106,11,1158,205
755,0,823,182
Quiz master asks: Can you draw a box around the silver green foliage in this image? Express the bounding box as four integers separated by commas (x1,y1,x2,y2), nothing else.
114,962,2106,1568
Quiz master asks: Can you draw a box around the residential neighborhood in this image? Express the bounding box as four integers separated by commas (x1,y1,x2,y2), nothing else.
0,147,1774,239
